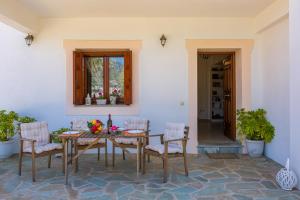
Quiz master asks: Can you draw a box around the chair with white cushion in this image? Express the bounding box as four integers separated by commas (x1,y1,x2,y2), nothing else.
71,119,107,169
19,121,64,182
112,118,150,167
143,123,189,182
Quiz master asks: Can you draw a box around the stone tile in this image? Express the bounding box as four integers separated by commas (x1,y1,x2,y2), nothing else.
116,185,135,197
235,170,260,178
226,182,262,190
86,177,107,187
193,184,227,196
210,177,238,184
158,192,175,200
194,176,208,182
202,171,225,179
232,194,253,200
170,186,198,194
261,180,278,189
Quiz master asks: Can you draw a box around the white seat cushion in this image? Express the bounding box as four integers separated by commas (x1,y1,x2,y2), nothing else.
23,143,63,154
77,138,105,145
145,143,183,154
114,138,138,145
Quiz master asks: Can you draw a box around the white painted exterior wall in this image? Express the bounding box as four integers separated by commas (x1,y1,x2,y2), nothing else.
252,17,290,166
289,0,300,189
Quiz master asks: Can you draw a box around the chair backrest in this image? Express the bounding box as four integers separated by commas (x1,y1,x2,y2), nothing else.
124,118,149,132
20,121,49,150
70,119,89,131
163,122,186,142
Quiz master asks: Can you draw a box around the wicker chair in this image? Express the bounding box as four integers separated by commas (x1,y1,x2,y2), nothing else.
143,123,189,182
71,119,108,170
112,118,150,167
18,121,64,182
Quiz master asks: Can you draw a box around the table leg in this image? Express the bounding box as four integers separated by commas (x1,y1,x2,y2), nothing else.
141,137,144,171
137,138,141,175
74,139,78,173
64,139,69,185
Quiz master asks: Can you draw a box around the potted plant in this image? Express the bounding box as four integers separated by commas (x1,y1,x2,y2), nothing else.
237,108,275,157
110,87,120,105
0,110,18,159
0,110,35,159
96,91,107,105
51,128,70,143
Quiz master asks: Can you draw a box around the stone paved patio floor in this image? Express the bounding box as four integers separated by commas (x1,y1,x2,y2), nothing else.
0,154,299,200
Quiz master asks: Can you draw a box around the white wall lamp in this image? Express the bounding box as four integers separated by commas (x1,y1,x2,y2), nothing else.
25,34,34,46
160,34,167,47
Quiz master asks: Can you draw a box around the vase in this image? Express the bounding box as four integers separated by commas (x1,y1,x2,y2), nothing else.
110,96,117,105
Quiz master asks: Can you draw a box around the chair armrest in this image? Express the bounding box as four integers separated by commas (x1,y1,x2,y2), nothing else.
20,137,36,143
164,138,188,143
147,134,163,137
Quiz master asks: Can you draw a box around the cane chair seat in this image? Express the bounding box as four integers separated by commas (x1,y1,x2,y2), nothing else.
23,143,63,154
145,143,182,154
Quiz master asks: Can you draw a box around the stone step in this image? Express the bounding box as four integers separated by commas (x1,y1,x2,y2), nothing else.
198,142,243,154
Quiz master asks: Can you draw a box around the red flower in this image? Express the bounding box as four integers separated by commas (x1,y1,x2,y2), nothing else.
91,126,98,133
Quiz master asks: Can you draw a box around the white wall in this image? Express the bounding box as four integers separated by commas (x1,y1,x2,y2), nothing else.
252,17,290,165
289,0,300,189
0,17,254,153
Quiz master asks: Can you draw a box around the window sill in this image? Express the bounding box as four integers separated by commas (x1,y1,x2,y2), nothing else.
74,104,129,107
68,102,138,115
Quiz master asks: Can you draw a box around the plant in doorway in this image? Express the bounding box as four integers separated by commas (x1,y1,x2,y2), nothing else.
237,108,275,157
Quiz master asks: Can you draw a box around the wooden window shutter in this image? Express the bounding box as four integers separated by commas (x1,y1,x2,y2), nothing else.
73,51,85,105
124,50,132,105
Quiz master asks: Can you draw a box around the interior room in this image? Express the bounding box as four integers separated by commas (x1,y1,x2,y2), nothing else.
197,53,234,144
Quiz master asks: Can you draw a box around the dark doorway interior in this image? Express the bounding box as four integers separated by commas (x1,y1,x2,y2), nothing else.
197,52,236,144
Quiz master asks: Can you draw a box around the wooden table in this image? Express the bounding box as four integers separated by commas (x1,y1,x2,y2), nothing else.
59,130,145,185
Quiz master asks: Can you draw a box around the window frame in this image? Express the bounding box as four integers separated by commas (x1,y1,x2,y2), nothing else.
73,49,132,105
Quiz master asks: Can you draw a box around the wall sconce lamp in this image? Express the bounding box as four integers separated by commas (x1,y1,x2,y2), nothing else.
25,34,34,46
160,34,167,47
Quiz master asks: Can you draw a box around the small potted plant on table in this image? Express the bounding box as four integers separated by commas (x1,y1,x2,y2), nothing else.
237,108,275,157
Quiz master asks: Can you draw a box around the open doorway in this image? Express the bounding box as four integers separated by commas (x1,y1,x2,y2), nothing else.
197,52,236,144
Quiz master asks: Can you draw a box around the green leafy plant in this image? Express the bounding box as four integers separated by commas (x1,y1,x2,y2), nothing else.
51,128,70,143
237,108,275,143
0,110,18,141
0,110,36,142
17,116,36,123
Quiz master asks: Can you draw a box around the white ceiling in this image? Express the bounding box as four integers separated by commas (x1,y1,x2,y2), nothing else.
18,0,276,18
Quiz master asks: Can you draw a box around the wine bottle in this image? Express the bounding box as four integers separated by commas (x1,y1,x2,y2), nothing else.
107,114,112,133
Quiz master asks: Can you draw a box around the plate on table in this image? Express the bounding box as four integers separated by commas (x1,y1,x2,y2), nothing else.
127,130,144,134
117,127,126,131
62,131,80,135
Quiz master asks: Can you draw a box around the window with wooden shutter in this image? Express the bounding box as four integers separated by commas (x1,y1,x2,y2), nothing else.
73,49,132,105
